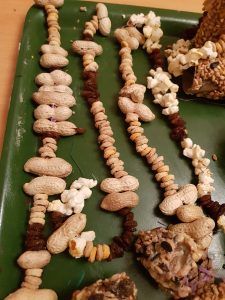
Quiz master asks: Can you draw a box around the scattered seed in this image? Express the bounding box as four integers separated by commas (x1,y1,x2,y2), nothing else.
212,154,217,161
80,6,87,12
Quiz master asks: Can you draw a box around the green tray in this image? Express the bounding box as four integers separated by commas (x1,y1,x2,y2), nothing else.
1,1,225,299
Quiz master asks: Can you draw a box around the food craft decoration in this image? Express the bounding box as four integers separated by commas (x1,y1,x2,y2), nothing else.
165,0,225,100
115,12,217,299
5,0,88,299
71,272,137,300
72,3,140,261
135,228,214,299
143,17,225,235
115,12,214,242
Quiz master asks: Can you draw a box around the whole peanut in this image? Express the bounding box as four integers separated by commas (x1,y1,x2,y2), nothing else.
23,176,66,196
47,213,86,254
34,105,73,121
24,157,72,178
100,175,139,193
168,217,215,240
101,191,139,211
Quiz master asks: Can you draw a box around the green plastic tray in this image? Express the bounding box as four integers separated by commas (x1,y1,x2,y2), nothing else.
1,1,225,299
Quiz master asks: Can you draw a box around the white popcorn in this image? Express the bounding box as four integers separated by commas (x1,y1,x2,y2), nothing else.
183,148,193,159
166,39,218,77
145,11,161,28
69,231,96,258
197,183,215,197
81,231,96,241
70,177,97,189
153,93,178,108
181,138,193,149
141,11,163,54
69,237,87,258
47,200,73,216
62,186,93,213
183,144,205,160
162,105,179,115
143,25,153,38
47,177,97,215
147,68,179,95
151,27,163,42
198,170,214,185
128,13,146,27
200,41,217,59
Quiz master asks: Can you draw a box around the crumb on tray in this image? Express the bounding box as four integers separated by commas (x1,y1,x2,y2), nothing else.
212,154,217,161
80,6,87,12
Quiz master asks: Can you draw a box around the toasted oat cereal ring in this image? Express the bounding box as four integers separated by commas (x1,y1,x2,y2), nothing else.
146,148,156,159
21,281,39,290
140,146,151,157
130,132,141,141
84,241,93,258
155,172,168,182
24,275,42,286
160,179,174,189
151,161,164,171
111,165,124,175
88,246,97,263
102,244,110,259
125,79,136,86
135,135,148,146
152,156,164,165
100,141,114,150
157,165,169,173
31,206,46,213
148,153,158,164
161,174,175,183
114,170,128,178
164,189,177,197
96,244,103,261
29,218,45,225
43,137,57,145
165,183,179,191
104,148,117,159
136,144,148,153
25,269,43,277
33,199,49,207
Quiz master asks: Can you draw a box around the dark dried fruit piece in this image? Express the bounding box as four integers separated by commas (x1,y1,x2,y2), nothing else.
160,241,173,252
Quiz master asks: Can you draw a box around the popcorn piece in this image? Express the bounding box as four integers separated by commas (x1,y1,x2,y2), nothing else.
197,183,215,197
47,177,97,215
69,231,95,258
181,138,193,149
166,39,218,77
127,13,146,27
47,199,73,216
70,177,97,189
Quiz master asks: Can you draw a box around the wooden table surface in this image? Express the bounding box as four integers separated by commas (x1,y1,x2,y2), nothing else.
0,0,203,155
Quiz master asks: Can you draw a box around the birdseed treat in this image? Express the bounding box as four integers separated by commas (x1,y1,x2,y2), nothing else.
166,0,225,100
135,228,214,299
71,272,137,300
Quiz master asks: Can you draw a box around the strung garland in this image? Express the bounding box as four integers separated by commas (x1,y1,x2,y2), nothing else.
115,11,218,299
115,12,215,248
144,18,225,231
5,0,97,298
72,3,139,261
